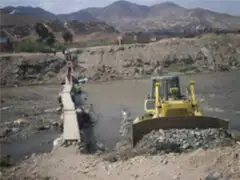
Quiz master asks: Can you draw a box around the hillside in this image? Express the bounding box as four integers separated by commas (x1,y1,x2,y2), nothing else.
0,11,42,27
1,1,240,33
1,1,240,45
0,12,118,42
60,1,240,32
1,6,57,20
59,10,97,21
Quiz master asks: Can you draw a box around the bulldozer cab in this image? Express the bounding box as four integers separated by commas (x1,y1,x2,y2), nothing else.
151,75,182,100
145,75,184,113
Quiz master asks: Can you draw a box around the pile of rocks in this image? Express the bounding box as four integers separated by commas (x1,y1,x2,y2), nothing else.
110,111,235,161
135,128,234,155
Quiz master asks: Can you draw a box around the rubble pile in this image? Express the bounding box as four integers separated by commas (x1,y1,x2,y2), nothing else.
110,112,235,161
135,128,234,155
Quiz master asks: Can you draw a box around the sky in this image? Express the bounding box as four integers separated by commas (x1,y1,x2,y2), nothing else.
0,0,240,15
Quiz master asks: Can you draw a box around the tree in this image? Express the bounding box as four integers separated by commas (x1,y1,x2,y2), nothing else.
62,31,73,43
34,23,49,41
46,33,55,46
34,22,56,46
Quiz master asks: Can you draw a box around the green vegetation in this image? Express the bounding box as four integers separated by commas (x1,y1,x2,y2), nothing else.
75,40,114,48
0,155,12,168
34,22,56,46
62,31,73,43
34,23,50,40
45,33,55,46
14,41,67,53
8,22,61,52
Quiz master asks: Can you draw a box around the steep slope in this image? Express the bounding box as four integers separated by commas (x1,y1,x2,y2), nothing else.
148,2,187,18
97,0,149,19
1,6,57,20
187,8,240,30
0,12,42,27
58,10,97,21
183,1,240,16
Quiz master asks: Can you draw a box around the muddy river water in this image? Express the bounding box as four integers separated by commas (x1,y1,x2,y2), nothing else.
86,71,240,147
1,71,240,162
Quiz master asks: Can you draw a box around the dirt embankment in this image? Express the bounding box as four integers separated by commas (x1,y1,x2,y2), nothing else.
1,141,240,180
0,54,67,87
79,34,240,80
1,34,240,87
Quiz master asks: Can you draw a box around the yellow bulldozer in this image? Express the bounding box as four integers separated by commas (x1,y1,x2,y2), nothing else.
132,75,230,146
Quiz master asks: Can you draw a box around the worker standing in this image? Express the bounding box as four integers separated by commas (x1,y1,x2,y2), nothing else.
52,48,56,56
65,48,71,61
71,85,96,153
62,48,66,55
76,107,96,153
71,55,77,71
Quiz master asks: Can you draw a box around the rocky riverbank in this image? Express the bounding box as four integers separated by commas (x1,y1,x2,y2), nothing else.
1,34,240,87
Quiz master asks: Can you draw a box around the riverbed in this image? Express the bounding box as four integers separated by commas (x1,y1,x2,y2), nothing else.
1,71,240,162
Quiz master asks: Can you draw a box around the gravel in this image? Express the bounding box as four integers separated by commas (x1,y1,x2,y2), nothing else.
135,128,234,155
104,111,236,161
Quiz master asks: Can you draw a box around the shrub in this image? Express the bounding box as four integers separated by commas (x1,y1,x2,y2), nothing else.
14,42,66,53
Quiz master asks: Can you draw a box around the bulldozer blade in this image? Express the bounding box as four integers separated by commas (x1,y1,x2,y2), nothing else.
132,116,229,146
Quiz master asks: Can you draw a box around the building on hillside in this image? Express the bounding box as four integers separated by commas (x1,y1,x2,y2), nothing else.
133,35,137,42
150,36,157,42
117,35,122,45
